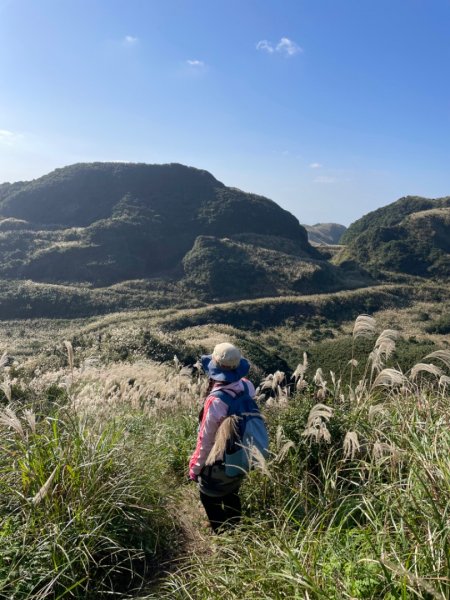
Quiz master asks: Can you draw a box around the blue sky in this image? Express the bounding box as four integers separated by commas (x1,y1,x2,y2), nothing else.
0,0,449,225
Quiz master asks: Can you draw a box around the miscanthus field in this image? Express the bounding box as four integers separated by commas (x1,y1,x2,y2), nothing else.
0,312,449,600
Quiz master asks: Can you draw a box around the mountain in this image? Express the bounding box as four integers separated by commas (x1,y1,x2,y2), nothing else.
337,196,450,278
304,223,346,245
0,163,357,309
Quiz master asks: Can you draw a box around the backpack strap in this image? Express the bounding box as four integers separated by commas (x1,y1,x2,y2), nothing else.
209,380,250,411
209,388,236,410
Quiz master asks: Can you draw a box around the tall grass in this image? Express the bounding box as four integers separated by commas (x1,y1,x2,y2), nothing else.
146,319,450,600
0,402,179,599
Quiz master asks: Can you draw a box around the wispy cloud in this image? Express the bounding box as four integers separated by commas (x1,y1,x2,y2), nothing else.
186,59,205,68
0,129,22,145
256,37,302,57
123,35,138,46
256,40,274,54
309,162,322,169
314,175,337,184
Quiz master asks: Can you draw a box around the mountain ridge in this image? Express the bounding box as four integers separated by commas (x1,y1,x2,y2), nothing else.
0,162,357,305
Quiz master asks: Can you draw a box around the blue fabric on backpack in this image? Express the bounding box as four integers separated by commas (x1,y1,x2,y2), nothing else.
210,381,270,478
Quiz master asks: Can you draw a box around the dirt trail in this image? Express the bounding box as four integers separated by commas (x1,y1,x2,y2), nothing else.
134,484,213,598
173,483,214,556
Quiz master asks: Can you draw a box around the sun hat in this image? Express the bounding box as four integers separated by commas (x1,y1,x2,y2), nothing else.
201,342,250,383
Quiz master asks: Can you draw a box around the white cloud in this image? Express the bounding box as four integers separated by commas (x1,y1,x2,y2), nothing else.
314,176,337,184
276,37,302,56
186,59,205,68
256,37,302,57
256,40,274,53
309,163,322,169
123,35,138,46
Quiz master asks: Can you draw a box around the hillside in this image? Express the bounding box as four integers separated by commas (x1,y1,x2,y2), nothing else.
337,195,450,278
304,222,346,245
0,163,365,313
341,195,450,244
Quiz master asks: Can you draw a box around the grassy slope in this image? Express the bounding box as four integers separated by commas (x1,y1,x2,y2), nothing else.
1,282,448,380
1,310,449,599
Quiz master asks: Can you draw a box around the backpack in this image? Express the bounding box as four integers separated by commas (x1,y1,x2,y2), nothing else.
209,381,270,478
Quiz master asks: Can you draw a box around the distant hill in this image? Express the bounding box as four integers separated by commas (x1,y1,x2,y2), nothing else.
341,195,450,244
337,195,450,278
0,163,360,311
304,223,346,245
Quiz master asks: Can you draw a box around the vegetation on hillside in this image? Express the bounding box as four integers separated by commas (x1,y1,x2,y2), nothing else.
341,195,450,244
1,315,449,599
2,165,448,316
337,197,450,279
0,163,320,289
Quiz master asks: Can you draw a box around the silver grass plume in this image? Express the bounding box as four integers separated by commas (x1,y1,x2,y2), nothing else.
260,374,274,392
0,407,25,439
305,403,333,426
368,404,387,423
316,387,328,400
292,352,308,381
355,379,367,396
368,349,383,373
302,420,331,444
31,466,58,506
313,368,324,386
372,368,407,388
353,315,376,339
296,378,308,391
348,388,356,404
330,371,336,387
63,340,74,372
205,415,239,465
343,431,360,460
372,441,401,466
302,403,333,444
330,371,342,396
274,425,296,462
369,329,399,374
424,350,450,371
272,370,286,389
410,363,443,380
375,329,398,354
249,445,271,478
276,385,289,406
0,380,12,403
23,409,36,434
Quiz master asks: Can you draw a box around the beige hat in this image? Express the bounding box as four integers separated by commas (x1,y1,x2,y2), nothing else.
201,342,250,382
212,342,242,369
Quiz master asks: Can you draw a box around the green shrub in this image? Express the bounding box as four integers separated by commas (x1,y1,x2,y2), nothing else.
425,313,450,334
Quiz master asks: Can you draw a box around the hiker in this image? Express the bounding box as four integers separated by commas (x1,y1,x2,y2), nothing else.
188,342,257,533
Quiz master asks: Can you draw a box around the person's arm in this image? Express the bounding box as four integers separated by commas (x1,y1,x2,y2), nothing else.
189,395,228,480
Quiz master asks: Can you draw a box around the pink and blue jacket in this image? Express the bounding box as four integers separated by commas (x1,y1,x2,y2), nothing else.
189,378,256,480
